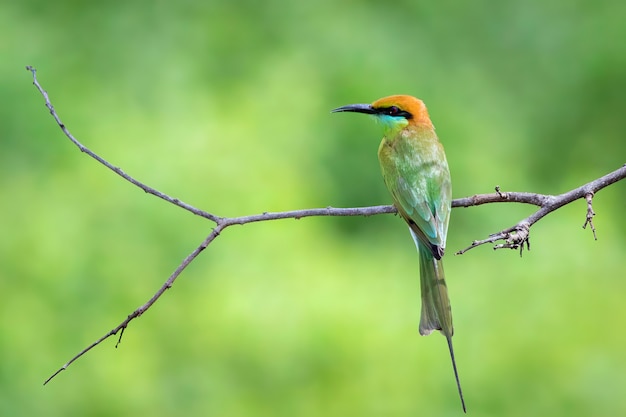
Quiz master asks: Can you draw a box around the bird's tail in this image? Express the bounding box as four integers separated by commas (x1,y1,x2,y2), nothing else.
417,242,452,337
413,231,466,412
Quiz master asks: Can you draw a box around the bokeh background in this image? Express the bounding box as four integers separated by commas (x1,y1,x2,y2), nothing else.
2,1,625,416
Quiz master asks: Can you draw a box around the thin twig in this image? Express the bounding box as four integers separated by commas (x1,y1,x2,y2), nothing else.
44,226,223,384
25,66,220,223
27,66,626,384
582,192,597,240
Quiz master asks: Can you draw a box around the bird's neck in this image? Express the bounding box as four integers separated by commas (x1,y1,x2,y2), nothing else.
381,119,434,139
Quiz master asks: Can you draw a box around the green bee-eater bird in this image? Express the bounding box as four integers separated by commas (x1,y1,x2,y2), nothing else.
332,95,464,412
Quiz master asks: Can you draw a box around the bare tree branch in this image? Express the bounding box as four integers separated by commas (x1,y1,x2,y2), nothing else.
455,167,626,255
26,66,626,385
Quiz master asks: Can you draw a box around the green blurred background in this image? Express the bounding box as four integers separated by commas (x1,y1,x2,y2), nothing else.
2,0,625,416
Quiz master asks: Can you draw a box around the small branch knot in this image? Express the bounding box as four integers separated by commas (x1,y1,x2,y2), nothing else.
457,223,531,256
493,224,530,257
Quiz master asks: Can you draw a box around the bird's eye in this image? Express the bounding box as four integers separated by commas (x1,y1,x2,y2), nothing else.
387,106,399,115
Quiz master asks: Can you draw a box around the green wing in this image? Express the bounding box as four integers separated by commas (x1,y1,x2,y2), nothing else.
381,131,451,254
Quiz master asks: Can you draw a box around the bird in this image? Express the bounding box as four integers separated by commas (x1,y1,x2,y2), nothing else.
332,95,465,412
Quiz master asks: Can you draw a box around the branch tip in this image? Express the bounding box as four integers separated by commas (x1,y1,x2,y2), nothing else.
582,192,597,240
115,326,126,348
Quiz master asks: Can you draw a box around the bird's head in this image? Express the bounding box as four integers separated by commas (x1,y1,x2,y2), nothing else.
331,95,432,134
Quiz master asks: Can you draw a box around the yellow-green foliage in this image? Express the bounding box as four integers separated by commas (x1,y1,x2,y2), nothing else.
2,1,625,416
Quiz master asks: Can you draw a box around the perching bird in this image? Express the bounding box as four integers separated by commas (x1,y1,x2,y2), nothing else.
332,95,464,412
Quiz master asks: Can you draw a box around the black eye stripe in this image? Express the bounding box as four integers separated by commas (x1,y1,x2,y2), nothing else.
378,106,413,119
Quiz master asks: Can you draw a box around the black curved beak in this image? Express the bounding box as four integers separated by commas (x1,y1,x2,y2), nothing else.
331,103,375,114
